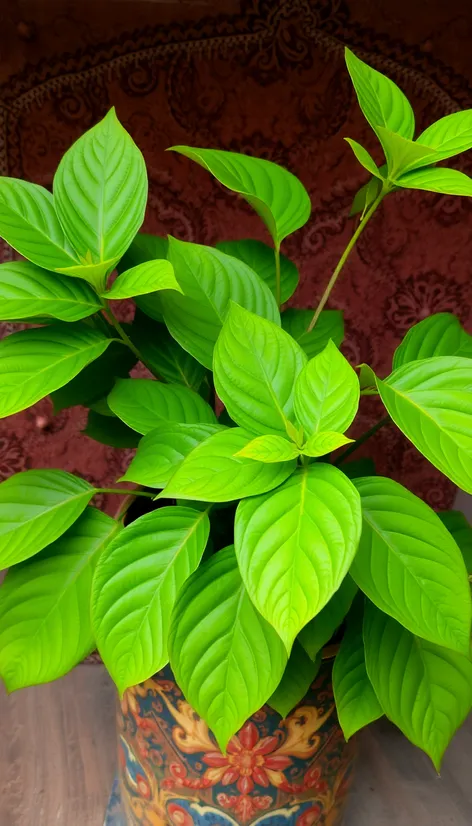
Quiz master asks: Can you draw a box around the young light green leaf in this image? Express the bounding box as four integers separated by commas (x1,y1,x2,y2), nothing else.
376,126,436,177
363,602,472,771
117,233,168,273
268,642,321,718
102,259,181,299
170,146,311,246
214,303,306,436
0,508,119,692
377,356,472,493
0,261,101,322
344,139,382,178
216,239,299,303
345,47,415,140
298,576,358,660
83,410,140,448
92,506,210,695
162,427,296,503
333,601,382,740
395,167,472,196
281,308,344,359
120,423,224,488
417,111,472,162
438,511,472,575
169,545,287,752
302,431,353,458
0,178,79,271
235,434,300,463
130,313,207,391
235,463,362,651
54,109,147,288
393,313,472,369
350,476,471,654
162,238,279,369
0,470,95,567
108,378,217,435
294,340,359,436
0,324,113,418
50,342,136,412
357,363,378,394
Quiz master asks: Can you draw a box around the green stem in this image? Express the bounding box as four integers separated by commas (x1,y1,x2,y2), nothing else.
103,303,159,377
95,487,155,499
307,190,385,333
335,416,391,465
274,244,281,307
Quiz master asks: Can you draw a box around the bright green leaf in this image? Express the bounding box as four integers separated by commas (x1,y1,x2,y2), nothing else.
299,576,358,660
0,324,113,418
333,600,382,740
294,340,359,436
169,545,287,752
438,511,472,575
345,47,415,140
0,508,119,692
108,378,217,435
214,303,306,436
235,463,362,651
216,239,299,303
393,313,472,369
377,356,472,493
161,427,296,503
302,431,353,457
363,601,472,771
344,139,382,177
235,434,300,463
351,476,471,653
357,362,378,394
349,175,384,218
170,146,311,246
162,238,279,369
117,233,168,273
50,342,136,413
417,111,472,162
120,423,224,488
93,506,210,695
0,261,101,322
395,167,472,196
268,642,321,718
102,259,181,299
376,126,436,177
83,410,140,448
0,470,95,567
129,313,207,391
281,308,344,359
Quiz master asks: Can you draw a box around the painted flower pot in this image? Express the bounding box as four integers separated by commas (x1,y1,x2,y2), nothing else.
117,662,356,826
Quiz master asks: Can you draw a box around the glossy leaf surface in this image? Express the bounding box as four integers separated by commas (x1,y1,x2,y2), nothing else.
393,313,472,368
117,233,168,272
395,167,472,196
302,431,353,457
130,314,207,391
294,341,359,436
103,259,180,299
83,410,140,448
50,342,136,412
298,575,358,660
344,139,382,177
438,511,472,575
216,239,299,303
108,378,217,435
376,126,436,177
235,435,300,463
0,261,101,322
417,111,472,162
281,308,344,359
268,642,321,718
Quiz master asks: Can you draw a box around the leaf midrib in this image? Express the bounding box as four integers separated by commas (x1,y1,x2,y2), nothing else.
0,336,110,391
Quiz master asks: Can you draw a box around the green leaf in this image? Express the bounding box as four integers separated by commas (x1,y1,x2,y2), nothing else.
169,545,287,752
162,238,279,369
0,178,79,271
268,642,321,718
333,600,382,740
349,175,383,218
214,303,306,436
235,434,300,463
363,601,472,771
50,342,136,413
0,261,101,322
417,111,472,162
375,126,437,177
281,308,344,359
358,362,378,394
299,576,358,660
170,146,311,246
161,427,296,503
0,324,113,418
0,508,119,692
53,109,147,289
235,463,362,651
393,313,472,369
83,410,140,448
120,423,224,488
377,356,472,493
438,511,472,575
302,431,353,457
102,260,181,300
93,506,209,695
129,313,207,391
345,48,415,140
350,476,471,653
108,377,217,435
216,239,299,303
294,341,359,436
0,470,95,567
395,167,472,196
344,139,382,178
117,233,168,273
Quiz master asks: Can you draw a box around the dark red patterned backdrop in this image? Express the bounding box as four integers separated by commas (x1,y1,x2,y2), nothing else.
1,0,472,511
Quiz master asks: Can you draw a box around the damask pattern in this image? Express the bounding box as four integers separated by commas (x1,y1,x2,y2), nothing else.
2,0,472,509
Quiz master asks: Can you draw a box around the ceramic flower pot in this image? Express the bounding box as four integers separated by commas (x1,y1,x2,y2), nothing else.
117,661,356,826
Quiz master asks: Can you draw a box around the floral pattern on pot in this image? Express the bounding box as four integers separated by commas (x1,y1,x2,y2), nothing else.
117,663,355,826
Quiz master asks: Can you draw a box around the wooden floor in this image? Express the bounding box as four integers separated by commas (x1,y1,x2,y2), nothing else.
0,665,470,826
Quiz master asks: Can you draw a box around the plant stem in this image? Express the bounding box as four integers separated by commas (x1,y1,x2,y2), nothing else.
103,302,159,376
95,487,156,499
335,415,391,465
274,244,281,307
307,190,385,333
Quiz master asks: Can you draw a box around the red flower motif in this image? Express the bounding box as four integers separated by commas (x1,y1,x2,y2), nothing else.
296,803,322,826
217,792,273,823
202,722,291,794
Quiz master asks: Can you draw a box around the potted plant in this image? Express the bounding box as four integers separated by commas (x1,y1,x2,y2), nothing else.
0,48,471,826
